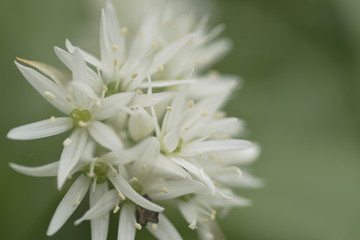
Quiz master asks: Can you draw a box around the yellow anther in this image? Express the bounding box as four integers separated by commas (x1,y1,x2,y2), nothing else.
112,44,119,50
157,65,164,72
44,91,55,100
121,27,128,35
49,116,55,124
161,187,169,193
136,89,143,95
73,200,80,207
166,106,173,111
113,205,120,214
187,100,194,108
63,138,72,146
131,73,138,79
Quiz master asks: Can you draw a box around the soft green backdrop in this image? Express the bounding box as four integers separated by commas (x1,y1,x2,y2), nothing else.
1,0,359,239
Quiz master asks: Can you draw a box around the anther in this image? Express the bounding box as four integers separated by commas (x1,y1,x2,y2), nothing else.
87,172,95,178
95,100,101,107
121,27,128,36
114,58,118,66
188,100,194,108
130,177,139,183
131,73,138,79
142,164,147,171
113,205,120,214
199,152,204,156
135,223,142,230
166,106,173,111
210,131,215,137
78,121,87,127
103,85,108,92
67,174,72,180
202,111,208,116
96,67,101,72
63,138,72,146
49,116,55,124
161,187,168,193
118,192,126,201
203,218,209,223
44,91,55,100
136,89,143,95
66,94,73,102
152,223,158,231
73,200,80,207
112,44,119,50
157,65,164,72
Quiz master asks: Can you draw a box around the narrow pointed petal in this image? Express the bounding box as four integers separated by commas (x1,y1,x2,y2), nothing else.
163,89,187,133
132,137,159,175
65,39,101,67
58,129,88,189
9,161,59,177
147,214,183,240
129,92,174,108
128,108,154,141
92,92,135,121
118,203,136,240
75,189,119,225
16,57,71,88
15,61,74,114
7,117,73,140
181,139,252,156
47,175,90,236
89,121,123,151
152,155,191,179
149,180,204,201
139,79,196,89
162,128,180,153
72,49,92,108
90,183,110,240
107,173,164,212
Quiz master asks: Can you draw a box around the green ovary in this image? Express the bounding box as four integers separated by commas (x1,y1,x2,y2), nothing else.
70,108,91,127
83,161,109,184
105,82,122,97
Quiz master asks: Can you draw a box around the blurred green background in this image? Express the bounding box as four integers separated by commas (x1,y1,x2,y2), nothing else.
1,0,360,239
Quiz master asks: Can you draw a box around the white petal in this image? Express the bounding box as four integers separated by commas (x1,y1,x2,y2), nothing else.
15,61,73,114
118,203,136,240
132,137,160,176
181,139,252,156
139,79,196,89
219,144,261,166
65,39,101,67
150,33,196,75
171,157,215,194
89,121,123,151
9,161,59,177
47,175,90,236
177,201,197,230
129,92,174,108
162,128,180,153
147,214,182,240
152,155,190,179
149,179,204,201
75,189,119,225
90,183,110,240
107,173,164,212
54,46,73,70
58,129,88,189
7,117,72,140
162,89,187,133
128,108,154,142
72,49,93,108
93,92,135,121
16,57,70,88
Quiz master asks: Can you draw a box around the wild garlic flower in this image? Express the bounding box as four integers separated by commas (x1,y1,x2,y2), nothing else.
8,0,261,239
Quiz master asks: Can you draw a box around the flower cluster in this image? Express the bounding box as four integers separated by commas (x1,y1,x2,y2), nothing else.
8,1,262,239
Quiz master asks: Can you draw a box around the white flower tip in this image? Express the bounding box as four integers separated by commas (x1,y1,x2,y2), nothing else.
74,218,84,226
135,223,142,230
188,223,197,230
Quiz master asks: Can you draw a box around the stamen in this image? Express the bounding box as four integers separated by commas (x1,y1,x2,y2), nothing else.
113,205,120,214
92,176,97,192
199,152,204,156
95,100,101,107
135,223,142,230
208,70,220,78
130,177,139,183
161,187,169,193
114,58,118,66
96,67,101,72
121,27,128,35
49,116,55,124
152,223,158,231
112,44,119,50
166,106,173,111
157,65,164,72
63,138,72,146
142,164,147,171
106,163,118,174
202,111,208,116
102,85,108,92
44,91,55,100
67,174,72,180
184,126,190,130
211,210,217,220
73,200,80,207
203,218,209,223
78,121,87,127
131,73,138,79
210,131,215,137
188,100,194,108
118,192,126,201
136,89,143,95
66,94,73,102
